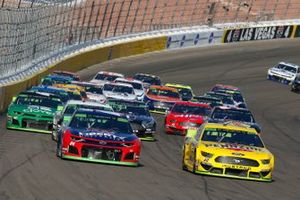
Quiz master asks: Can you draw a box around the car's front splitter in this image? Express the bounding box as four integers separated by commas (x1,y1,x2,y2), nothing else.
62,155,139,167
194,170,272,182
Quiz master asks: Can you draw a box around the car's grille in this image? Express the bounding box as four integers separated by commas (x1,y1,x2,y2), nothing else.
131,122,144,131
71,136,134,147
225,168,248,177
215,156,259,167
81,146,122,161
22,119,52,130
179,121,201,127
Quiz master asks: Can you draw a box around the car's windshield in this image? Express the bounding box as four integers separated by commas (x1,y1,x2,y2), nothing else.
206,93,234,105
69,112,132,133
211,108,254,123
67,92,82,100
201,128,264,147
178,88,193,98
125,106,150,116
276,64,297,73
30,88,69,103
64,104,112,115
41,78,70,86
84,86,103,94
133,74,161,85
171,104,211,116
16,95,62,108
148,88,179,98
95,73,120,81
103,84,133,94
116,80,143,90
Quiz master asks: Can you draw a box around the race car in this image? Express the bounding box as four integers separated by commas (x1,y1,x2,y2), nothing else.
6,91,63,133
204,91,236,108
165,83,194,101
71,81,106,103
90,71,124,85
56,109,141,166
29,85,70,103
192,96,223,108
40,74,73,86
133,73,161,88
211,84,240,92
267,62,300,84
107,99,156,141
103,82,136,101
144,85,181,114
52,100,113,141
53,83,88,101
182,122,274,182
53,71,81,81
165,101,211,135
209,106,261,133
291,74,300,92
115,78,145,101
210,84,246,108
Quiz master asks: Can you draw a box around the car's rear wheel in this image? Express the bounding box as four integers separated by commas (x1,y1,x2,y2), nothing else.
182,146,187,171
192,150,197,173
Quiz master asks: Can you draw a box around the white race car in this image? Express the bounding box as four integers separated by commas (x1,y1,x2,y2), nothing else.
103,82,137,101
115,78,145,101
267,62,300,84
90,71,124,85
52,100,113,141
72,81,106,103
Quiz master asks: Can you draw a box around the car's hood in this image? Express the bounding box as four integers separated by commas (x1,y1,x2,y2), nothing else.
200,141,272,158
104,91,136,100
168,113,206,123
8,104,56,116
146,94,179,103
70,128,137,142
86,93,106,103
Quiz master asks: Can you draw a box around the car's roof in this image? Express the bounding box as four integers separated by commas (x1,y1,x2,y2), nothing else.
213,84,240,91
71,81,101,87
213,106,249,111
203,122,257,134
66,100,112,108
165,83,192,90
44,74,73,80
104,82,133,88
31,86,67,92
19,91,61,99
96,71,124,76
53,71,77,75
75,108,123,117
174,101,211,108
149,85,178,92
278,62,299,68
194,95,221,101
115,77,143,84
134,73,160,78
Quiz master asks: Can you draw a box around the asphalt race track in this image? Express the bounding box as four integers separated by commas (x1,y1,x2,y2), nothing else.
1,39,300,200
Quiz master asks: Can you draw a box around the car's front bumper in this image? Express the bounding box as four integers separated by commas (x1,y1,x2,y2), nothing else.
267,73,294,84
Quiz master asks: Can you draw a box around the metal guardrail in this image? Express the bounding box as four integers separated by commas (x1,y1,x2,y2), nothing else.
1,0,300,82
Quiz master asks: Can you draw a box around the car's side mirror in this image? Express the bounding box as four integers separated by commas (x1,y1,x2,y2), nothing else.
12,96,17,102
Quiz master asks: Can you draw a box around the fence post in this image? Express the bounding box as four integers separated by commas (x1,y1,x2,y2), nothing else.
105,1,116,38
149,0,158,31
122,0,133,35
84,1,95,42
130,0,141,33
98,1,109,39
140,0,150,32
91,2,101,41
113,1,125,37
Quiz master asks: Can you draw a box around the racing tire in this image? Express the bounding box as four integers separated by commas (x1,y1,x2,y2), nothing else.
182,146,187,171
192,150,197,174
56,140,62,158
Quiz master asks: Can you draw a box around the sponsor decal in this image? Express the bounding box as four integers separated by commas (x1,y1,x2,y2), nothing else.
180,35,186,47
205,143,262,152
223,25,294,43
23,106,52,115
79,131,126,141
166,37,172,48
194,34,200,45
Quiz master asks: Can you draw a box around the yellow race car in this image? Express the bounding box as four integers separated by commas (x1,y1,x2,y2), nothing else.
165,83,194,101
182,122,274,182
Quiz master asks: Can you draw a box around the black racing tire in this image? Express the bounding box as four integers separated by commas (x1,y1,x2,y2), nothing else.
182,146,187,171
192,150,197,173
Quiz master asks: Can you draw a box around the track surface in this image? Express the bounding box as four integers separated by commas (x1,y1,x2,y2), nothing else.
1,39,300,200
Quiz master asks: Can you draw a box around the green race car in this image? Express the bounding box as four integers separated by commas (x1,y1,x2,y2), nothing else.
6,91,63,133
165,83,194,101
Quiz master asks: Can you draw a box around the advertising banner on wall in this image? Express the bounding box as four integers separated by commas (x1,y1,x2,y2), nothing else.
293,25,300,38
223,25,295,43
166,30,223,49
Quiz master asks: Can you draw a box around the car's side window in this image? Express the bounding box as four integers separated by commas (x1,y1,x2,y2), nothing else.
195,125,204,142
